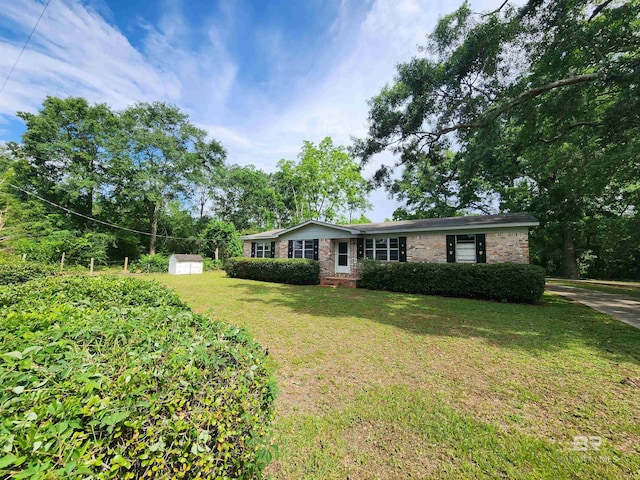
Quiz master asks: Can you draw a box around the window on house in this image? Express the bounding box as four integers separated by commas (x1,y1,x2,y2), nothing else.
455,235,476,263
255,242,271,258
446,234,486,263
365,238,400,261
294,240,314,259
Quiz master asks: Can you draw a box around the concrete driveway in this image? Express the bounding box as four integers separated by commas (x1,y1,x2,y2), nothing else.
546,284,640,330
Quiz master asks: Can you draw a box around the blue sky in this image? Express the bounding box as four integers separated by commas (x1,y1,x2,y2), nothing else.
0,0,505,221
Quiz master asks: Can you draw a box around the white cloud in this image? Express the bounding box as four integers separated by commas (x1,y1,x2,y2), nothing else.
0,0,176,114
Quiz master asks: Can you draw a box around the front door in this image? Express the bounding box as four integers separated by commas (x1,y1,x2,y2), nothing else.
335,240,350,274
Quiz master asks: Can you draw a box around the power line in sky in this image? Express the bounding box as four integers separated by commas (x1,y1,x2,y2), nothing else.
0,0,53,97
6,182,198,241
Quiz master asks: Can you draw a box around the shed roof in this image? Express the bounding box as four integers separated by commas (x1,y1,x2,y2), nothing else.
170,254,203,262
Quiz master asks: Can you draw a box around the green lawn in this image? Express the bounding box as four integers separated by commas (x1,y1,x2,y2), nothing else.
154,271,640,479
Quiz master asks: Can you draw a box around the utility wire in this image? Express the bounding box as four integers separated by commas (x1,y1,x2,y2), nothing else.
7,182,199,241
0,0,53,97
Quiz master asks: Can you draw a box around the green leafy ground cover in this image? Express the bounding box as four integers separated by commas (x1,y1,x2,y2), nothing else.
0,260,57,285
157,271,640,479
0,275,275,479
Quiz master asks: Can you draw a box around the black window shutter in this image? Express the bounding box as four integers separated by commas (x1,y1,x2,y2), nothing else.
251,242,256,258
399,236,407,262
270,241,276,258
287,240,293,258
446,235,456,263
475,234,486,263
356,238,364,259
313,239,319,261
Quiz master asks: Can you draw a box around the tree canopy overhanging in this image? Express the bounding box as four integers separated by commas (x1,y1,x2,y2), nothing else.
353,0,640,278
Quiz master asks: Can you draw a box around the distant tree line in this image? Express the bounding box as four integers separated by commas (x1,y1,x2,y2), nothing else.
0,97,370,265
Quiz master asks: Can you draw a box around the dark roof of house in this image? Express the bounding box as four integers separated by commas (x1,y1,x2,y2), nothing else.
346,212,539,233
171,254,203,262
240,212,538,240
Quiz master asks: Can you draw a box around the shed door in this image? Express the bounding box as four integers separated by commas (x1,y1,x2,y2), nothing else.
335,241,350,274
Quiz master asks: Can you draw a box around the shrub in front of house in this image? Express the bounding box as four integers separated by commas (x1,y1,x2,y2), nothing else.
225,257,320,285
359,261,545,303
0,259,57,285
0,276,276,479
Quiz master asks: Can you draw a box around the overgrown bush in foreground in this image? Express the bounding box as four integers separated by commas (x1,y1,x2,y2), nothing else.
0,260,57,285
0,276,276,479
225,257,320,285
360,261,546,303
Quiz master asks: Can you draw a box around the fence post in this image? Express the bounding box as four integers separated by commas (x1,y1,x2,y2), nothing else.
60,252,65,272
124,257,129,274
89,257,94,275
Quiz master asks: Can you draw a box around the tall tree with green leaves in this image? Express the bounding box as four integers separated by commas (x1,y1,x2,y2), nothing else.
15,96,120,222
354,0,640,278
116,102,225,254
213,165,280,231
277,137,371,224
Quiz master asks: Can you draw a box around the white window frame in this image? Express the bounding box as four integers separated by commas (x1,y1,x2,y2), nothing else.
255,242,271,258
294,240,314,259
365,237,400,261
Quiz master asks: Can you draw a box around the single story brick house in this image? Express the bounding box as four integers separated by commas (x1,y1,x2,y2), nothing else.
240,213,539,287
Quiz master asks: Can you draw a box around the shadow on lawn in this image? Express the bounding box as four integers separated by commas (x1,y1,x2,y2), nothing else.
226,280,640,364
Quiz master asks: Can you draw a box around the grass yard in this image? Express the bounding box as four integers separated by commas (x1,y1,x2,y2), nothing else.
155,271,640,479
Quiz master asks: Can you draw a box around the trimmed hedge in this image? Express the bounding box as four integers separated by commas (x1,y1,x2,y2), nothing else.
360,261,546,303
225,257,320,285
0,276,276,479
0,260,57,285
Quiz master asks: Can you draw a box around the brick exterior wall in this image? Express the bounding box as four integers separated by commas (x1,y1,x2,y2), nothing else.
276,240,288,258
242,241,252,258
485,230,530,263
406,234,448,263
318,238,333,278
406,229,530,264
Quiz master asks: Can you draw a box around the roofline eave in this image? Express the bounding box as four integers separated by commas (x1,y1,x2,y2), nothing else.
361,221,539,235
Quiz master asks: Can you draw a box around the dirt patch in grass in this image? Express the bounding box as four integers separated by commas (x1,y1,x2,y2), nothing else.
342,420,439,479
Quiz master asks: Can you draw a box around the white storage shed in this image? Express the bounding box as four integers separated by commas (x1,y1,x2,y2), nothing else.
168,254,204,275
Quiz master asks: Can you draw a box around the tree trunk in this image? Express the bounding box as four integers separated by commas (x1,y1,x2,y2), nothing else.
149,203,160,255
87,155,94,217
563,230,580,279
